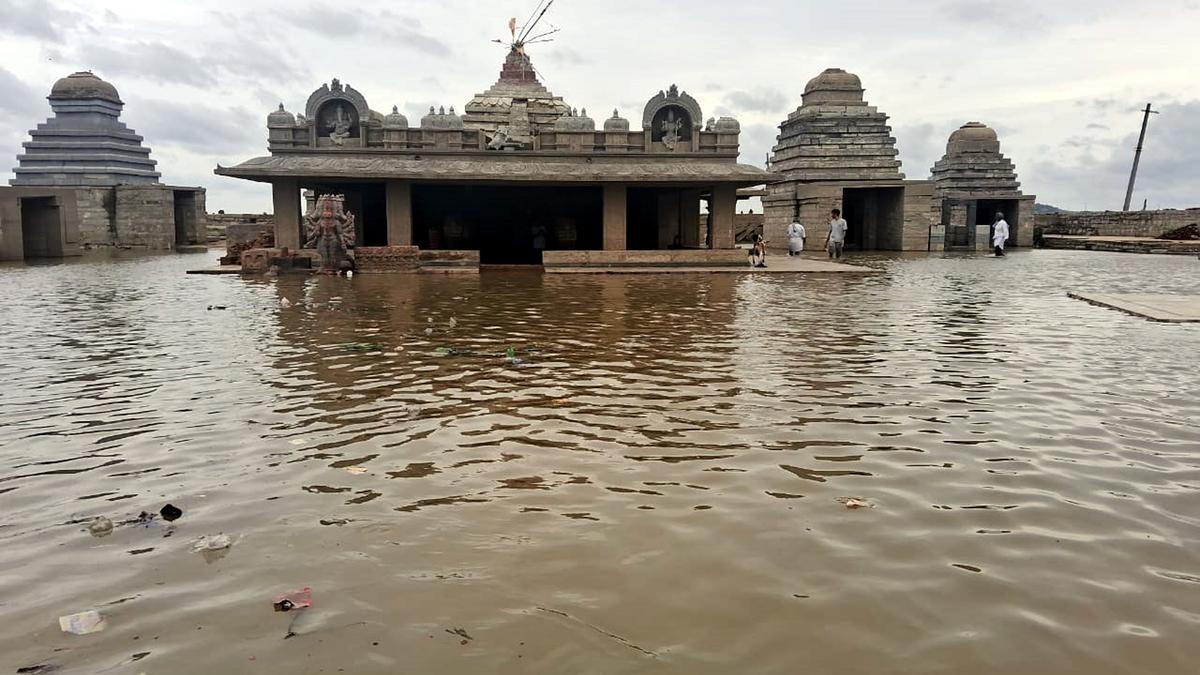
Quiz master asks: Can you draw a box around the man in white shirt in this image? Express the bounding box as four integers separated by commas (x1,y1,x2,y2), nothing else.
826,208,848,259
786,220,807,256
992,212,1010,257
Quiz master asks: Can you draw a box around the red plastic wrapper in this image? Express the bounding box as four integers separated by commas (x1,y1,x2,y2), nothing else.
272,587,312,612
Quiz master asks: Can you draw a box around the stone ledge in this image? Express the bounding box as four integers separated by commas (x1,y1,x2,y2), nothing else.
543,249,747,268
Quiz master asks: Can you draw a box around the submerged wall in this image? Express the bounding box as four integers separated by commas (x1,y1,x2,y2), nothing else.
1036,209,1200,238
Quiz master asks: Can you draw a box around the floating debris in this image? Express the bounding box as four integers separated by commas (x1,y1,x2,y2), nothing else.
159,504,183,522
434,347,459,356
280,297,292,308
87,516,113,537
343,343,384,352
206,305,227,311
837,496,873,509
344,466,369,475
191,534,232,553
59,610,105,635
273,587,312,612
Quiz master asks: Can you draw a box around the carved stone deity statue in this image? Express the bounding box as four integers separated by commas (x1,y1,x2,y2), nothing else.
487,125,511,150
661,109,684,150
327,104,352,146
303,194,356,272
486,124,524,150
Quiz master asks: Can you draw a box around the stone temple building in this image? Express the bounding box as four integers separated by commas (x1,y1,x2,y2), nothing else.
763,68,937,251
930,122,1034,249
1,71,206,261
217,46,766,270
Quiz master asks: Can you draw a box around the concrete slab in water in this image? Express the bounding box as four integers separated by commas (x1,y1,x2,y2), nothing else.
1068,292,1200,322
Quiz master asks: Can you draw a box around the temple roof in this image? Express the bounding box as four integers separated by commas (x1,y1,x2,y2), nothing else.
462,47,571,135
216,152,766,185
50,71,122,104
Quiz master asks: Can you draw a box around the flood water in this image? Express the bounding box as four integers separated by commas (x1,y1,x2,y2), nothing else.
1,249,1198,674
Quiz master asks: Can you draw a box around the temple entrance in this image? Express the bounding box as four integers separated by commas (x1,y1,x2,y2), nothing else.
309,182,388,247
976,198,1018,247
412,184,602,264
841,187,903,250
626,187,704,249
173,190,199,246
19,197,62,259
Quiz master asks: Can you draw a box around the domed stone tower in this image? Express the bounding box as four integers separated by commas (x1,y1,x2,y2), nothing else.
930,122,1033,249
763,68,927,253
931,122,1018,195
10,71,160,186
768,68,902,181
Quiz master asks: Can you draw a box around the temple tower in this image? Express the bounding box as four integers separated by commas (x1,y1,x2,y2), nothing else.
764,68,934,251
462,46,571,144
930,122,1035,249
768,68,903,181
10,71,160,186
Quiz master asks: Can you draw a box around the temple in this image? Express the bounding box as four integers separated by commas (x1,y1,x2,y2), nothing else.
1,71,207,260
216,46,767,271
763,68,1032,252
930,122,1034,249
763,68,936,251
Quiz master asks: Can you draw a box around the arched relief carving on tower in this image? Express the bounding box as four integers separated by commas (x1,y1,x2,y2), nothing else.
642,84,702,133
304,79,372,144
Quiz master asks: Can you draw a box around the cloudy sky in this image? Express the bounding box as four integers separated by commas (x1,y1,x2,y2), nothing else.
1,0,1196,213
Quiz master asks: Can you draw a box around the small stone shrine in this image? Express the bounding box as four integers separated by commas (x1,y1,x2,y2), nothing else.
763,68,936,252
1,71,207,260
930,122,1034,249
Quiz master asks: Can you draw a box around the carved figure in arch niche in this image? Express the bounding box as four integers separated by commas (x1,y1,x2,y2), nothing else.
326,104,353,145
652,105,692,150
303,194,356,272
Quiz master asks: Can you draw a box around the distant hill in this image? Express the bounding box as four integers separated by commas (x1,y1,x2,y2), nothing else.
1034,203,1067,214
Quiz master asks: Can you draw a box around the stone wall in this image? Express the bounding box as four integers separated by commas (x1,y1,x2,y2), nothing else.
74,188,115,246
207,212,275,243
1036,209,1200,238
114,185,175,249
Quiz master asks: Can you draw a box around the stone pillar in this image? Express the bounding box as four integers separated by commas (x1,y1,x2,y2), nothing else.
681,189,702,248
385,181,412,246
602,184,627,251
272,180,301,250
974,224,991,251
657,191,680,249
710,184,736,249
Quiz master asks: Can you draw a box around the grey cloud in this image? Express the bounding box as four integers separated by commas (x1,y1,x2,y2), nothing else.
0,66,44,120
1031,100,1200,209
279,6,451,57
741,123,781,169
894,122,945,179
80,42,215,87
123,97,262,155
0,0,87,41
76,38,308,90
722,88,789,115
542,48,589,66
1085,123,1109,131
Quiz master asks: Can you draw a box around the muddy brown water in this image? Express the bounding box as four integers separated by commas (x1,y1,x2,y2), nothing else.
1,249,1198,674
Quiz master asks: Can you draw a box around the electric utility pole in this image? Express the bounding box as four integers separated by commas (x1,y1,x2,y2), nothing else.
1122,103,1158,211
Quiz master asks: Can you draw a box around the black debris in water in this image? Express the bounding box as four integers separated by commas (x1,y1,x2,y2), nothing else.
159,504,183,522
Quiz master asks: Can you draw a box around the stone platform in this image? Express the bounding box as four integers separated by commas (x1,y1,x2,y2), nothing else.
1044,235,1200,255
1068,292,1200,322
544,251,874,274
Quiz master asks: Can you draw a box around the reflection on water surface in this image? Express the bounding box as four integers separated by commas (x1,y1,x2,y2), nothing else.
1,250,1198,674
